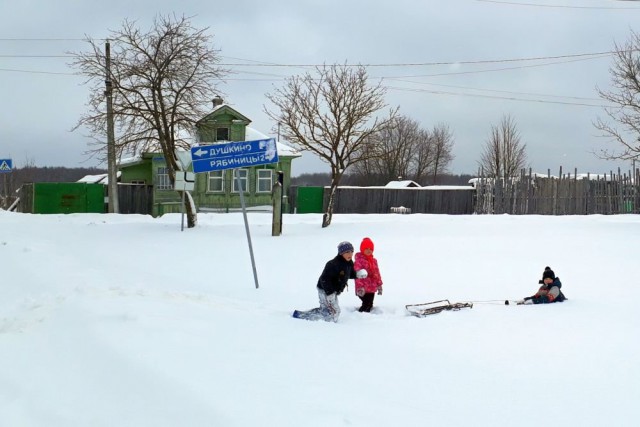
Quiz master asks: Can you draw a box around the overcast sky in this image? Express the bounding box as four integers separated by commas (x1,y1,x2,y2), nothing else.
2,0,640,176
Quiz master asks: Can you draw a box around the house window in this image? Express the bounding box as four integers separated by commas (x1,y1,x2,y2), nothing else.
208,171,224,192
215,127,229,141
257,169,273,193
232,169,248,193
156,167,172,190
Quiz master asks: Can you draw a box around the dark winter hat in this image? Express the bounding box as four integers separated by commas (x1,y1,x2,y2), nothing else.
360,237,374,253
337,241,354,255
542,266,556,281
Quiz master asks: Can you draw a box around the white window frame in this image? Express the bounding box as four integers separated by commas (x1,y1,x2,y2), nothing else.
156,167,172,190
232,169,249,193
208,170,225,192
256,169,273,193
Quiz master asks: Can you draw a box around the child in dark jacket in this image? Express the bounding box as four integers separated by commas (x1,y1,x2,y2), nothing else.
518,266,567,305
354,237,383,313
292,241,362,322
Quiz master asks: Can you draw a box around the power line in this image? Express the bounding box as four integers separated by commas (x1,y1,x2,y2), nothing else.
378,54,611,78
218,51,615,68
1,52,613,63
0,55,71,58
0,51,612,65
386,85,612,108
0,53,609,80
0,67,75,75
0,38,88,41
386,80,603,102
476,0,640,9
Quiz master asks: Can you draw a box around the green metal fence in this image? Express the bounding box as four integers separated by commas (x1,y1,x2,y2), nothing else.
20,183,105,214
296,186,324,213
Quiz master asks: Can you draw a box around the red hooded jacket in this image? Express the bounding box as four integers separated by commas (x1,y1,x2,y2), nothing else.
354,238,383,294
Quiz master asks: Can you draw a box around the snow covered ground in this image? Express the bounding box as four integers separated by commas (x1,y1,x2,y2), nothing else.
1,210,638,426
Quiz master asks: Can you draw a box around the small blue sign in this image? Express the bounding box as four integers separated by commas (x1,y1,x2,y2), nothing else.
190,138,279,173
0,158,12,173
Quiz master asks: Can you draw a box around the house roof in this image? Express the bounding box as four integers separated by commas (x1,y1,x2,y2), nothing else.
77,171,121,184
245,126,301,158
196,103,251,125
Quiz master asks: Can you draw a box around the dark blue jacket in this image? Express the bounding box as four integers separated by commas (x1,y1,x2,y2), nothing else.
317,255,356,296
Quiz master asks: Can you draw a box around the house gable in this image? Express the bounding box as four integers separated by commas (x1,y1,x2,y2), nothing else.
196,105,251,143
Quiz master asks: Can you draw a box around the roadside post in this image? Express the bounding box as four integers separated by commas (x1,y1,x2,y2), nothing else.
174,170,195,232
0,159,13,210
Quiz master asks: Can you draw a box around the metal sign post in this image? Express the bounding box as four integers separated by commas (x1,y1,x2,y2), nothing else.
174,170,195,232
236,169,259,289
190,139,279,289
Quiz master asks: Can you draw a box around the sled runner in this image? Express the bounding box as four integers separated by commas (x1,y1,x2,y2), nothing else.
405,299,473,317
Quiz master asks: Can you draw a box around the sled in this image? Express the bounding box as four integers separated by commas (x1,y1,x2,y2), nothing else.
405,299,473,317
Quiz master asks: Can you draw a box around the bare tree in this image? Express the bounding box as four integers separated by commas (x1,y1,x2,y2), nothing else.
595,30,640,161
351,116,454,185
70,15,227,227
353,115,419,183
479,115,527,179
264,64,396,227
410,128,436,184
429,123,455,185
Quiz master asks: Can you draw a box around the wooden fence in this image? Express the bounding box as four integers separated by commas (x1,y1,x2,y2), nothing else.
117,184,153,215
473,168,640,215
328,187,475,214
311,167,640,215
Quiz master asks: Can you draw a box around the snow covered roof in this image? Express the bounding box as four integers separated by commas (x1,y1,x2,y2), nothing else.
385,180,421,188
77,171,121,184
119,155,144,167
77,174,107,184
245,126,301,158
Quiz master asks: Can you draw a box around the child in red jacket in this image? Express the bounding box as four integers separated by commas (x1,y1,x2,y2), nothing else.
354,237,384,313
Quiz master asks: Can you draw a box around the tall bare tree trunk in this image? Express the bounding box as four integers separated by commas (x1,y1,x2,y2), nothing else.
322,177,340,228
184,191,197,228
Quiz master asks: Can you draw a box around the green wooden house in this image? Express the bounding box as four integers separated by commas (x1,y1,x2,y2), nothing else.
118,97,301,216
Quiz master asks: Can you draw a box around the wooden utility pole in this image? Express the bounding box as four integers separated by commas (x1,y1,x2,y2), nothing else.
105,40,119,213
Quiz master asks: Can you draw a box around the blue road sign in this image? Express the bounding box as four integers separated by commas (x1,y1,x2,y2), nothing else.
0,159,12,173
190,138,279,173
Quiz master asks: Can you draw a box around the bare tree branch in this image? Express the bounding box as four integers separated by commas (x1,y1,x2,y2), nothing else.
351,117,455,185
595,30,640,161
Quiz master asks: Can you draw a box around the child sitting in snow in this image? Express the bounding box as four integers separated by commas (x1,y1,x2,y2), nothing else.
354,237,383,313
292,241,365,322
518,266,567,305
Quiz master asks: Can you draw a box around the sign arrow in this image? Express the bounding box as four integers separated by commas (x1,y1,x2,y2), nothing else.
193,148,207,157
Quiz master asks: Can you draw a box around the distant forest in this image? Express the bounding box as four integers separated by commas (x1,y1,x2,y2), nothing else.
2,166,107,187
292,172,475,187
